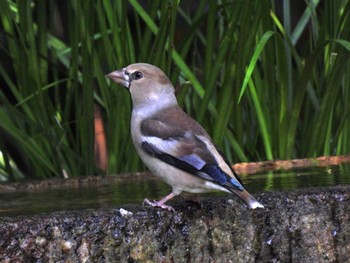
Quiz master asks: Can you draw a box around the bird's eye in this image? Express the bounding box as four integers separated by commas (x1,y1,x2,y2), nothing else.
131,71,143,80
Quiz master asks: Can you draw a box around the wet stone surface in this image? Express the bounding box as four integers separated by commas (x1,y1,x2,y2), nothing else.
1,185,350,262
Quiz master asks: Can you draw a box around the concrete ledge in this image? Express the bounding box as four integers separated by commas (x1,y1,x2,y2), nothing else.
1,185,350,262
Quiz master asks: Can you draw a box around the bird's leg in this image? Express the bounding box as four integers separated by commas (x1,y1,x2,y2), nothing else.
143,192,176,211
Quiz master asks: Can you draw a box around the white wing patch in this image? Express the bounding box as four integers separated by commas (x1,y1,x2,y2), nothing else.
141,136,181,154
141,134,206,170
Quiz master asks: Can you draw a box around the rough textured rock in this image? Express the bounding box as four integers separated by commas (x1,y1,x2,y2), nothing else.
1,185,350,262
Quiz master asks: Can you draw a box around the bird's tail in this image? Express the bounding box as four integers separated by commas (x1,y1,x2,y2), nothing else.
231,188,264,209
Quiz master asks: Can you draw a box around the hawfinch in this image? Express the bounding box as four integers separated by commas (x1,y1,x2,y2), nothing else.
107,63,264,211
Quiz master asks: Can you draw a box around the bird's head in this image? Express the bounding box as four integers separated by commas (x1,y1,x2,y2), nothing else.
107,63,176,109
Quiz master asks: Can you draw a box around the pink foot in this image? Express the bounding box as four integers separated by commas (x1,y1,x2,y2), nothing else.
143,198,175,212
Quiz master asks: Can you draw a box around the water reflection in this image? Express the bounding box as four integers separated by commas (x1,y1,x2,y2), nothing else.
0,163,349,217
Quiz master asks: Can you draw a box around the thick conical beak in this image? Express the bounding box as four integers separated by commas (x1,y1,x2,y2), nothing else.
106,68,129,88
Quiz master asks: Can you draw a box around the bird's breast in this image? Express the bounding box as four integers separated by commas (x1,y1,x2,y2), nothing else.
130,111,144,150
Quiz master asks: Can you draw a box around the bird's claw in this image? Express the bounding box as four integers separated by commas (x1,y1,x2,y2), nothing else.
143,198,175,212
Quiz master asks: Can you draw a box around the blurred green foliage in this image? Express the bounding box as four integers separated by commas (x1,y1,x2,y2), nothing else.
0,0,349,181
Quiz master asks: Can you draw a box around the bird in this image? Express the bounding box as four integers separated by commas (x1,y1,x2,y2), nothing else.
107,63,264,211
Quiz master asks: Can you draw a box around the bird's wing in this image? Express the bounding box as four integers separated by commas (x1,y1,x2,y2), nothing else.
140,107,244,191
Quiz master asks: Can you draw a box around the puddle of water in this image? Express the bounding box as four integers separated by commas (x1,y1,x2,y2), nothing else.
243,163,350,192
0,163,349,217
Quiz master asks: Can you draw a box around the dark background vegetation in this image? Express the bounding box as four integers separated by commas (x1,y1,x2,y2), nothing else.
0,0,349,181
